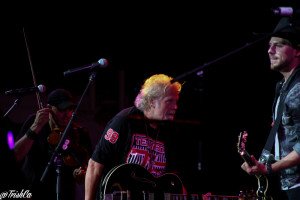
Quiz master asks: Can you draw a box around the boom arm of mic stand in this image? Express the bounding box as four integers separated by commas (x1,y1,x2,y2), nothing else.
172,33,272,82
40,72,97,184
2,99,20,119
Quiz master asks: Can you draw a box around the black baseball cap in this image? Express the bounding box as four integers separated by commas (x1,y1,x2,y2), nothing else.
47,89,76,110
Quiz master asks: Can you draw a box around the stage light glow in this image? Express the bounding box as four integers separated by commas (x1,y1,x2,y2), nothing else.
7,130,15,150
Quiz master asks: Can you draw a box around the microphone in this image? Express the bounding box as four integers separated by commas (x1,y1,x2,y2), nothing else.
63,58,109,76
272,7,300,17
5,84,46,95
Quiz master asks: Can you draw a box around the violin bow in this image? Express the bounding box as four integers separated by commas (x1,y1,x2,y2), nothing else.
22,27,43,109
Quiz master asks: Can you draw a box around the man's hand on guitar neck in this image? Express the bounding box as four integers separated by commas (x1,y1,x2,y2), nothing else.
241,155,268,175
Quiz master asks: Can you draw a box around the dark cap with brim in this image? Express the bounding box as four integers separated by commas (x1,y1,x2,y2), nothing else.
271,17,300,47
47,89,76,110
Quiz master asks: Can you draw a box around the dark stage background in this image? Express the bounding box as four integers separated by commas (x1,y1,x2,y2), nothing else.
1,0,300,197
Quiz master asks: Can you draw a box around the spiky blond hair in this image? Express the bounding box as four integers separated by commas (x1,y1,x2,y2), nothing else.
134,74,182,111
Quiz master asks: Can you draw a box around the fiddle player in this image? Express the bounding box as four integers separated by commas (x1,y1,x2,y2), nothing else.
14,88,92,200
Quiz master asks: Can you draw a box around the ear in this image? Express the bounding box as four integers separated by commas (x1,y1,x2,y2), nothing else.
149,99,156,108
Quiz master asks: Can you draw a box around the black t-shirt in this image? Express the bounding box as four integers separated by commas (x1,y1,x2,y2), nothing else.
92,106,177,178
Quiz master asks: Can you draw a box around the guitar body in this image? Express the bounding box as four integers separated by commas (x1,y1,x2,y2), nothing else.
99,163,184,200
237,132,273,200
253,166,270,199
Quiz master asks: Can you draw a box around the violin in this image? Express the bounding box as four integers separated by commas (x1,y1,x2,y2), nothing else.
47,123,89,168
47,127,63,146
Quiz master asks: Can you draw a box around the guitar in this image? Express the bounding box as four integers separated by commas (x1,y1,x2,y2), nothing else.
237,131,271,200
99,163,188,200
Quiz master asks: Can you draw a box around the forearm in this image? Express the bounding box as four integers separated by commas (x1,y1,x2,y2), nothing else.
85,159,103,200
271,150,300,173
14,129,36,162
14,113,46,162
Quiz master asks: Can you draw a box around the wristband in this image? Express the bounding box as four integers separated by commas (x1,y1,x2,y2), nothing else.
266,162,273,175
26,129,38,141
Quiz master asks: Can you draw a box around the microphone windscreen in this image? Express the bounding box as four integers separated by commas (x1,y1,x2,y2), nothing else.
37,85,46,93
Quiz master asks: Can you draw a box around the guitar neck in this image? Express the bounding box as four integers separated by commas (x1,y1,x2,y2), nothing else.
237,132,271,199
104,192,198,200
241,150,255,167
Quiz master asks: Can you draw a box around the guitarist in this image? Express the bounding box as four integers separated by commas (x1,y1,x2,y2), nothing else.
85,74,186,200
241,16,300,200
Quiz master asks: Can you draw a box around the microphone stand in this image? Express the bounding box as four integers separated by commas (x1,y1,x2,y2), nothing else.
2,98,20,118
40,71,98,200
